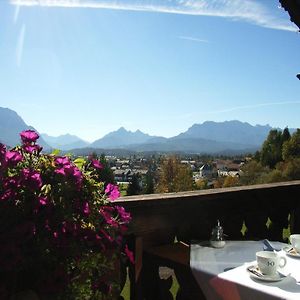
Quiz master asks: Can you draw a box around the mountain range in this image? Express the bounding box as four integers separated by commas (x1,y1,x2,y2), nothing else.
41,133,89,151
0,107,50,149
0,106,297,155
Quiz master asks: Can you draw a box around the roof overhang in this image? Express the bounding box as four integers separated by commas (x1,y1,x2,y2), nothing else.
279,0,300,30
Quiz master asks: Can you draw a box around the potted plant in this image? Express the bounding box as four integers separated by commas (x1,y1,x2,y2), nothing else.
0,130,133,299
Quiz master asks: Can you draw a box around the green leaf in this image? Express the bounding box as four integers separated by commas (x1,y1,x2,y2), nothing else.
74,157,86,169
51,149,61,156
41,184,52,194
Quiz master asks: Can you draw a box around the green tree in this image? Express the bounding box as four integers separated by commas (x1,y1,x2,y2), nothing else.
240,160,269,185
282,129,300,161
260,129,284,168
259,168,286,184
281,158,300,180
143,169,155,194
156,156,193,193
282,127,291,143
127,173,142,196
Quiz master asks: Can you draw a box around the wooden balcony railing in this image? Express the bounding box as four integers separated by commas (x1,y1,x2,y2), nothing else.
115,180,300,300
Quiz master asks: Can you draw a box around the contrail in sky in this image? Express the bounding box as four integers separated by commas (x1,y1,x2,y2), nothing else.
206,101,300,114
16,24,26,67
9,0,297,32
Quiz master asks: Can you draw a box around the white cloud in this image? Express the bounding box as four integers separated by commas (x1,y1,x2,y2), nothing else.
9,0,298,32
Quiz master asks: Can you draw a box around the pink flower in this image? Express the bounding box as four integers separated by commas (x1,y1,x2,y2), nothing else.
64,164,75,176
39,196,48,206
0,188,17,201
21,168,42,190
115,206,131,224
20,130,39,144
55,168,66,176
125,244,134,264
100,207,119,227
83,202,90,215
5,151,23,166
23,144,42,154
3,176,20,189
54,159,83,189
55,156,71,166
91,159,103,170
99,229,114,243
105,183,120,201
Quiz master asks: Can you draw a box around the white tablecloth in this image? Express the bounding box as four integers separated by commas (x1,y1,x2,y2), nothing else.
190,241,300,300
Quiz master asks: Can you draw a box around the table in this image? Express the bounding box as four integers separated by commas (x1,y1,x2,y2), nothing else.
190,241,300,300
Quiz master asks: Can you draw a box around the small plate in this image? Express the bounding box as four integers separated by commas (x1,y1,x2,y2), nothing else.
283,246,300,258
247,265,286,282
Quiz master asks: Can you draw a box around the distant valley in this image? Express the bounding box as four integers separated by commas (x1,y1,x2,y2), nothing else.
0,107,297,155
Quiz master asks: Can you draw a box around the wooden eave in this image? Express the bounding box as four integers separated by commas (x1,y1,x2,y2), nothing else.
279,0,300,30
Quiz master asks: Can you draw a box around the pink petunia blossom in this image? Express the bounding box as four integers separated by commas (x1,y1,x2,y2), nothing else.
55,168,66,176
124,244,134,264
21,168,42,190
115,206,131,224
5,151,23,166
54,160,83,189
73,168,83,189
105,183,120,201
39,196,48,206
100,207,119,227
3,176,21,189
23,144,42,154
83,202,90,215
99,229,114,243
20,130,39,144
55,156,70,166
0,188,17,201
91,159,103,170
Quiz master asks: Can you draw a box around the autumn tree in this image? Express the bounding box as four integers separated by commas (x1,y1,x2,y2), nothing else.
156,156,193,193
222,176,239,187
195,178,209,190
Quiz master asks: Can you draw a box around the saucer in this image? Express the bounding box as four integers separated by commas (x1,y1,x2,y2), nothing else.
283,246,300,258
247,265,286,282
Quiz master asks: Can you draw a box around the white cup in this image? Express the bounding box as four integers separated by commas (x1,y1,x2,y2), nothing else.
290,234,300,252
256,251,286,276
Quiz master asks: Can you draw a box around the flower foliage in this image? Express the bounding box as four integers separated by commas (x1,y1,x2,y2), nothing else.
0,130,132,299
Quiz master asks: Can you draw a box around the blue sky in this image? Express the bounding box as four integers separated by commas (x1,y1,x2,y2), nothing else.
1,0,300,142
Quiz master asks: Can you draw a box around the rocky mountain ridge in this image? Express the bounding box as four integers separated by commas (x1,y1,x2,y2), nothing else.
1,106,297,154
